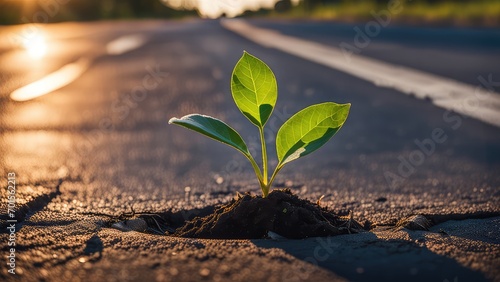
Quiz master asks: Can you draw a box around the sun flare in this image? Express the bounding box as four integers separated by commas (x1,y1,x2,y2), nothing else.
22,32,47,59
162,0,299,18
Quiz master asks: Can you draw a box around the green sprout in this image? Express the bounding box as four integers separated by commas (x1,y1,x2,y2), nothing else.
169,51,350,197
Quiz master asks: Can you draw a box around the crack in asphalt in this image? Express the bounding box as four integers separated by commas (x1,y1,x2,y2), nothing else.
3,181,498,237
100,205,500,237
423,211,500,225
0,178,63,231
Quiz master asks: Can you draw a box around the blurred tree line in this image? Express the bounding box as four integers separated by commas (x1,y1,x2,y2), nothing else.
0,0,497,25
297,0,496,10
300,0,489,5
270,0,499,26
0,0,197,25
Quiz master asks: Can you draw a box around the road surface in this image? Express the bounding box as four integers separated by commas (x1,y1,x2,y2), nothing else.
0,19,499,281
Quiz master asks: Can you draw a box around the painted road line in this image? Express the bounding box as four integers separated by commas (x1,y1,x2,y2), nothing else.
221,19,500,128
10,58,91,102
10,34,149,102
106,34,148,55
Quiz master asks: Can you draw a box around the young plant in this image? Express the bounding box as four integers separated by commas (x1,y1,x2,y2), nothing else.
169,51,350,197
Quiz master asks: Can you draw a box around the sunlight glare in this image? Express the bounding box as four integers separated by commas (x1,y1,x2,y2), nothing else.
22,32,47,59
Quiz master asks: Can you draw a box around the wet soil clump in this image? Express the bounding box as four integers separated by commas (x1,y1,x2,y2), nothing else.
174,189,363,239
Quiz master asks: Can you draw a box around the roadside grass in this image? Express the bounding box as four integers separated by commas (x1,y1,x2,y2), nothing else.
271,0,500,27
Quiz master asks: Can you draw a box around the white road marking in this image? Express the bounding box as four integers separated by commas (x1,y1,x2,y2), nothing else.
10,33,149,102
10,58,91,102
106,34,148,55
221,19,500,128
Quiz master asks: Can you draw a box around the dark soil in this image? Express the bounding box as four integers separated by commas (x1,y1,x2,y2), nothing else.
173,189,364,239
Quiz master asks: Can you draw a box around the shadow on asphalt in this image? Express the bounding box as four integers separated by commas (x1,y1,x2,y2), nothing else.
252,232,487,282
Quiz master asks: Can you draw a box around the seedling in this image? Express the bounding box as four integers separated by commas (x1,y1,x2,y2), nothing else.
169,51,350,197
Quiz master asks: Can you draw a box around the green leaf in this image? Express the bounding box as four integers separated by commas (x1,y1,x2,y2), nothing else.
231,51,277,127
169,114,250,157
276,102,350,167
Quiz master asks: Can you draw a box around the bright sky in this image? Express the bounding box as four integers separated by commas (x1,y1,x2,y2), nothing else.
162,0,299,18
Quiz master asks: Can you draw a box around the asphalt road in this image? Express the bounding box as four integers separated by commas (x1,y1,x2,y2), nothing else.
251,19,500,87
0,19,499,281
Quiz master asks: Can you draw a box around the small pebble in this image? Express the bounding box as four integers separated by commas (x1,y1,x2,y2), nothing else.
200,268,210,277
169,268,179,276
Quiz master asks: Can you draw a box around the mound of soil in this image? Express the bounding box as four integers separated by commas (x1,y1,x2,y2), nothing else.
174,189,363,239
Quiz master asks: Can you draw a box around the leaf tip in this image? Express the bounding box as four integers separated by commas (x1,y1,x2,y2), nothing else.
242,50,254,59
168,117,178,124
339,102,351,112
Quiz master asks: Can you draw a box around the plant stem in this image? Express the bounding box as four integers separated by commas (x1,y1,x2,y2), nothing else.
248,155,268,197
247,154,263,185
268,165,282,192
258,126,268,188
